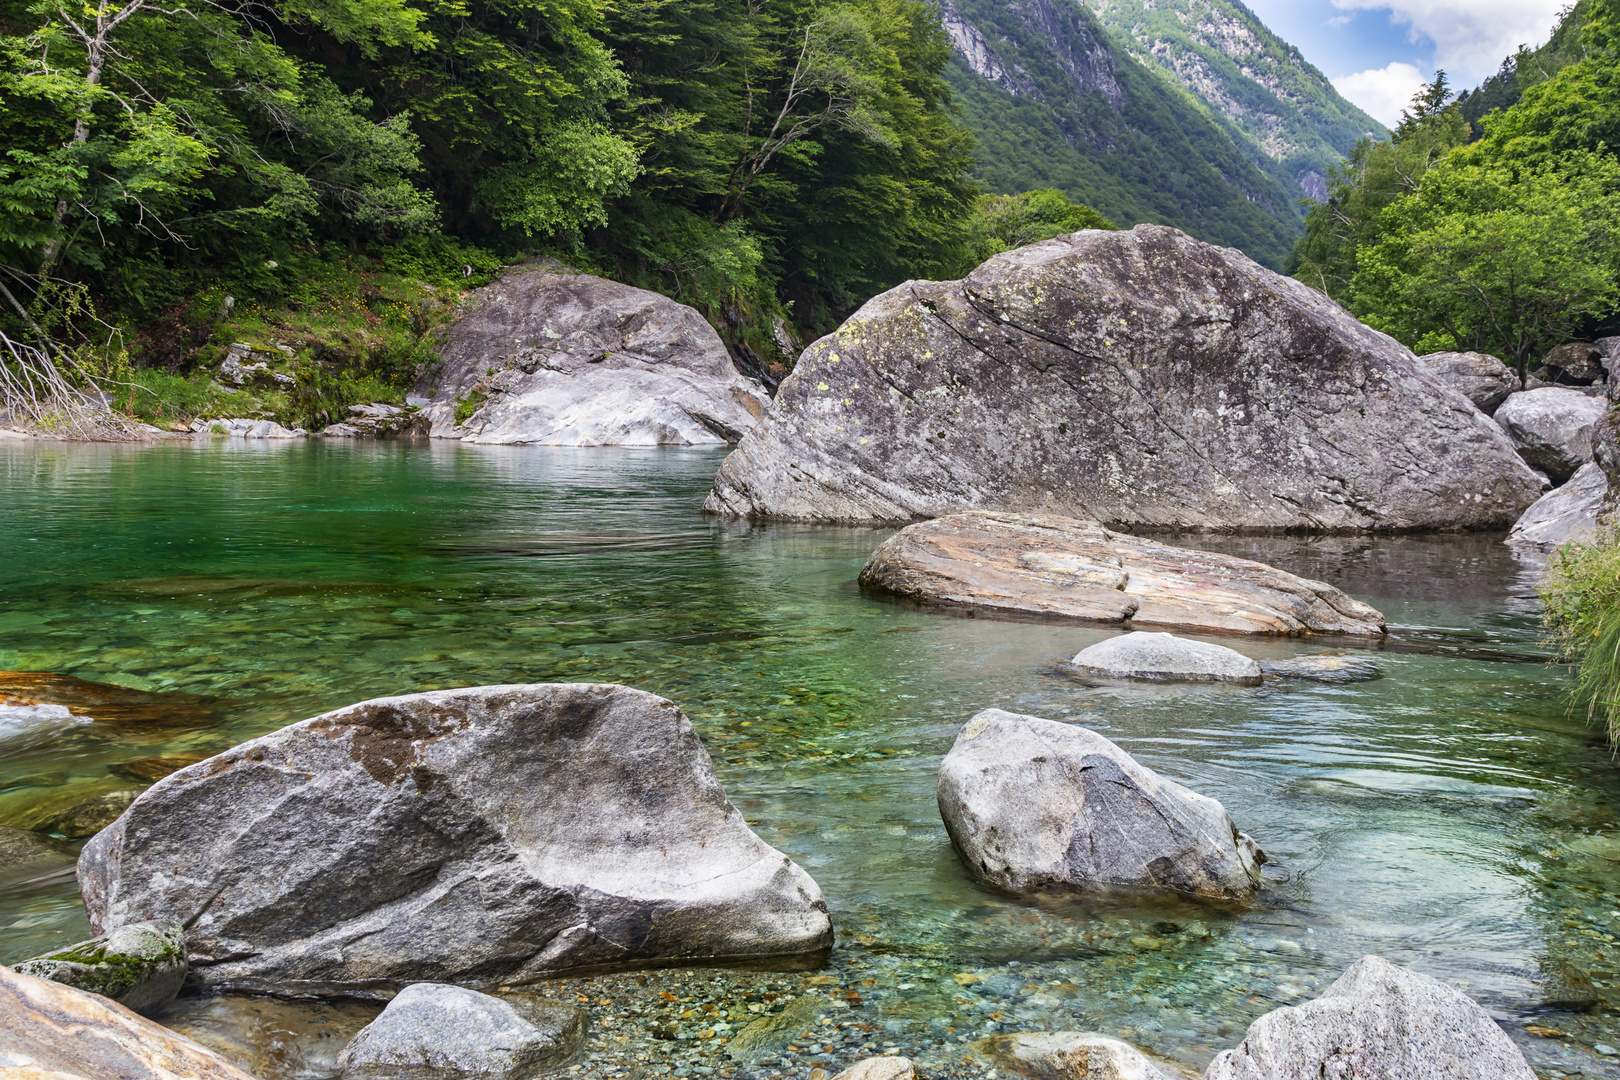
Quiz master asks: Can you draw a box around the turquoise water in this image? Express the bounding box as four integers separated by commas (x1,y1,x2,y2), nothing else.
1,439,1618,1076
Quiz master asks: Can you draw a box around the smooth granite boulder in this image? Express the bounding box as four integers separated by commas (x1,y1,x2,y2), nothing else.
78,684,832,996
0,963,257,1079
705,225,1543,529
1508,460,1607,550
1495,388,1607,483
1416,351,1521,413
1069,632,1263,685
413,267,768,445
972,1032,1181,1079
15,921,186,1016
858,512,1384,635
336,983,584,1080
1203,955,1535,1080
937,709,1264,902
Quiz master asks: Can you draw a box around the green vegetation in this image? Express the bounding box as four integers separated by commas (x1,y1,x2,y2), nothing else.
952,189,1117,273
1544,532,1620,745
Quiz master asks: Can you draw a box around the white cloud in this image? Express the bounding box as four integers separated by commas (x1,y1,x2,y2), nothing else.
1331,0,1567,82
1332,61,1429,126
1325,15,1353,28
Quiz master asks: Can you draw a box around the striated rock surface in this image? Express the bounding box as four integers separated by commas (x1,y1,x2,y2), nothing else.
321,403,428,439
79,684,832,996
858,512,1384,635
937,709,1264,902
705,225,1542,529
15,921,186,1016
1203,955,1535,1080
1494,388,1606,483
1416,351,1520,413
1068,632,1261,685
971,1031,1181,1079
0,962,258,1079
1509,460,1607,550
413,267,768,446
336,983,584,1080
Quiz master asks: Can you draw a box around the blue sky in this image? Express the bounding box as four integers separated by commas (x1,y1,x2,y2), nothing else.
1241,0,1568,126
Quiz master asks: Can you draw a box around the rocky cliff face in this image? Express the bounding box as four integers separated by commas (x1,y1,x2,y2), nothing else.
705,225,1542,530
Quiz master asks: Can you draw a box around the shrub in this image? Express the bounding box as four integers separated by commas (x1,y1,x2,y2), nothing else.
1543,527,1620,744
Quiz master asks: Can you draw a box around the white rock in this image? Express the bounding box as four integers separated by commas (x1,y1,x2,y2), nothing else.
1508,460,1607,550
1204,955,1535,1080
832,1056,916,1080
337,983,583,1080
1069,631,1262,685
972,1031,1178,1078
0,702,88,744
1495,387,1606,482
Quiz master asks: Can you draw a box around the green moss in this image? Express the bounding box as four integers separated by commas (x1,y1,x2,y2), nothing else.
455,390,488,425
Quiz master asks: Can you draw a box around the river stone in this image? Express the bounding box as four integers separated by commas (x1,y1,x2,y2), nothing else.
78,683,833,996
725,992,831,1062
704,225,1542,529
1494,387,1607,483
858,512,1384,636
412,266,768,445
0,825,70,870
1508,460,1607,550
1203,955,1535,1080
1416,351,1521,413
158,994,384,1080
15,921,186,1016
1258,654,1381,683
336,983,584,1080
1069,632,1262,685
833,1057,916,1080
0,962,258,1079
971,1031,1178,1079
937,709,1265,901
1541,342,1607,385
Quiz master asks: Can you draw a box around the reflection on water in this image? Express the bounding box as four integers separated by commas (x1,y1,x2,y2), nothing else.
0,440,1616,1074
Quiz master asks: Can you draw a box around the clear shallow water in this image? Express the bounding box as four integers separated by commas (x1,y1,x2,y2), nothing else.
1,440,1618,1076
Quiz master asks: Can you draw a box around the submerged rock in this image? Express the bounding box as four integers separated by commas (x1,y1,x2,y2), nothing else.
705,225,1542,529
1258,654,1381,683
0,701,89,745
833,1057,916,1080
857,512,1385,636
1416,351,1521,413
1508,460,1607,550
0,825,71,870
413,266,768,445
336,983,584,1080
1069,632,1263,685
725,993,831,1063
0,778,141,838
15,921,186,1016
937,709,1264,902
0,962,257,1079
157,994,383,1080
79,683,832,996
1203,955,1535,1080
1494,388,1606,483
971,1031,1181,1079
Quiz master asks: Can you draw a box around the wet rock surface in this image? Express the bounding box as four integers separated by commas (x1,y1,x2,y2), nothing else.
16,920,186,1015
1067,633,1263,686
336,982,585,1079
971,1031,1184,1078
1416,351,1521,413
1494,388,1607,483
937,709,1265,902
857,513,1384,636
0,962,257,1079
1203,955,1536,1080
413,266,768,445
1509,460,1607,551
706,225,1542,529
1256,654,1381,683
159,994,383,1080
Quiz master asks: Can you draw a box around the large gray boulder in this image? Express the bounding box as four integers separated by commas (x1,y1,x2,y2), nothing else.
1508,460,1607,550
1494,387,1607,483
78,684,832,996
937,709,1264,902
15,921,186,1016
337,983,584,1080
413,267,769,445
704,225,1543,529
1416,351,1521,413
1203,955,1535,1080
858,512,1385,636
1069,632,1262,685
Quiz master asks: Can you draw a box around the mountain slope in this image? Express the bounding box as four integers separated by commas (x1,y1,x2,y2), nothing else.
943,0,1302,267
1084,0,1386,200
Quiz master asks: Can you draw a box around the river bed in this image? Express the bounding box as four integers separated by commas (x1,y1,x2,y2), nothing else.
1,439,1617,1078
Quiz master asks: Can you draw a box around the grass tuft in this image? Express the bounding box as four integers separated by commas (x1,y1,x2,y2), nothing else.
1542,527,1620,745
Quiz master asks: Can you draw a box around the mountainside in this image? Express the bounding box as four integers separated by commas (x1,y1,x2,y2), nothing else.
943,0,1303,267
1084,0,1385,200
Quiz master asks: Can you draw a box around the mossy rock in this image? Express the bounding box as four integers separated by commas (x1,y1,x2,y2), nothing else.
15,921,187,1015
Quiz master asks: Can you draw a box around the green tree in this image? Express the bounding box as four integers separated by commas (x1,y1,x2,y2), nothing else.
950,188,1115,273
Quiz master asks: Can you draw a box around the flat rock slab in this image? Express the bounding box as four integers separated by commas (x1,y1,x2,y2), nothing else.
16,921,186,1016
79,684,832,996
337,983,584,1080
1204,955,1535,1079
0,963,257,1079
1495,387,1606,483
1070,632,1262,685
858,512,1385,636
937,709,1264,902
1509,460,1607,550
414,267,768,446
972,1031,1185,1079
1258,655,1381,683
706,224,1542,529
